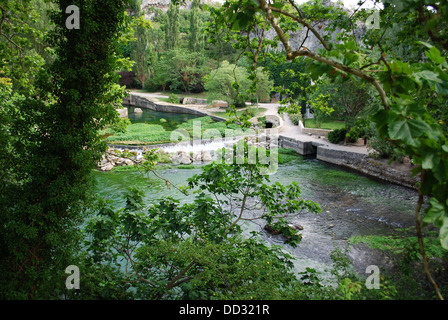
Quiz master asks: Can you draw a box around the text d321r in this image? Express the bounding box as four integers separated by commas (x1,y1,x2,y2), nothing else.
179,304,269,317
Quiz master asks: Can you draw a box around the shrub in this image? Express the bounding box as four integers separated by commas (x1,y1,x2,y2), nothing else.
289,113,302,125
257,115,267,128
364,123,406,161
168,93,179,104
328,128,347,144
347,119,368,142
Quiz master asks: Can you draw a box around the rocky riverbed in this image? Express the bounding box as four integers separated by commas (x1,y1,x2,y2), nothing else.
98,147,216,171
98,134,276,171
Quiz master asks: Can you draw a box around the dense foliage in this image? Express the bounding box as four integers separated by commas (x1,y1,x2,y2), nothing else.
0,0,131,298
195,0,448,300
82,142,321,299
1,0,447,301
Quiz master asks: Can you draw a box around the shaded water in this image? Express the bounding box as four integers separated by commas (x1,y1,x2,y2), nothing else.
125,105,201,131
93,155,418,281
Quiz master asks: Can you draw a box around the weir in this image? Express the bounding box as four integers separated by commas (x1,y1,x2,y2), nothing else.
119,93,418,190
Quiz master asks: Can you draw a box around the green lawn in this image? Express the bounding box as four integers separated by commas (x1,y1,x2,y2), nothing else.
102,116,250,145
158,97,175,103
303,120,345,130
157,91,210,104
211,107,268,120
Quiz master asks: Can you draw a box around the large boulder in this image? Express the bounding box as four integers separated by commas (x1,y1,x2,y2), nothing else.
171,151,192,164
124,159,134,166
179,152,192,164
202,150,213,162
100,163,114,172
192,151,202,163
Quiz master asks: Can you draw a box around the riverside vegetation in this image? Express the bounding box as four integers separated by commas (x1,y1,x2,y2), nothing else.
0,0,447,300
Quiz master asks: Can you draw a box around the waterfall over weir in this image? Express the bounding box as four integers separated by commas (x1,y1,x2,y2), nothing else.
109,133,277,159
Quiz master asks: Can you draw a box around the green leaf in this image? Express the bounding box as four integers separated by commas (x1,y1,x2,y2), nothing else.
422,152,436,170
388,118,429,146
413,70,443,84
440,216,448,250
371,109,389,137
270,2,286,10
435,82,448,95
423,198,445,227
416,40,433,49
425,46,446,64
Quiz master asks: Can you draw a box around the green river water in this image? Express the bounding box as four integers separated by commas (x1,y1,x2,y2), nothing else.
94,107,419,281
93,155,418,281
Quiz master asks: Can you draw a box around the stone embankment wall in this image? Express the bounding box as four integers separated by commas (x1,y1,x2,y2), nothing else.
278,135,318,156
298,120,332,137
278,135,418,190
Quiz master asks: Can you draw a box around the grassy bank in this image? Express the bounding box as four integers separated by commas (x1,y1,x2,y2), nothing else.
303,120,345,130
101,116,249,145
210,107,267,120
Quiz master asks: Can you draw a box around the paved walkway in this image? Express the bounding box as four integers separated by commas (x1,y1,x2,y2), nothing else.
127,91,369,155
254,102,368,155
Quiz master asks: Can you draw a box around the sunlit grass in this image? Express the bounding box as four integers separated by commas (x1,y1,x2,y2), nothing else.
101,116,249,145
303,120,346,130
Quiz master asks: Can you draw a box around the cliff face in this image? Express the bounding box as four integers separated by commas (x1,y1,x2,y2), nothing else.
141,0,191,12
141,0,217,12
140,0,365,53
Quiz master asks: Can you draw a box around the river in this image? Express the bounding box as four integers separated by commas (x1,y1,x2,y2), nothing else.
92,151,418,283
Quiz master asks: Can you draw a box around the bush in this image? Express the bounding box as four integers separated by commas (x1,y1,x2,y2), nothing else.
364,123,405,161
289,113,302,125
328,128,347,144
143,79,159,92
257,115,267,128
347,119,368,143
132,78,142,89
168,93,179,104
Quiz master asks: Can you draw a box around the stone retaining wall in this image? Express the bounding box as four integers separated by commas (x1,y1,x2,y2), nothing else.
301,127,332,137
316,146,418,190
298,120,332,137
116,107,128,118
278,135,418,190
278,135,317,156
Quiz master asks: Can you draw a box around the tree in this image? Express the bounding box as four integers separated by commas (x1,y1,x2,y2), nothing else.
152,48,206,93
165,2,180,50
0,0,131,299
83,142,321,299
200,0,448,299
203,60,251,107
306,75,371,133
130,1,152,87
188,0,201,52
252,66,274,104
309,92,333,129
